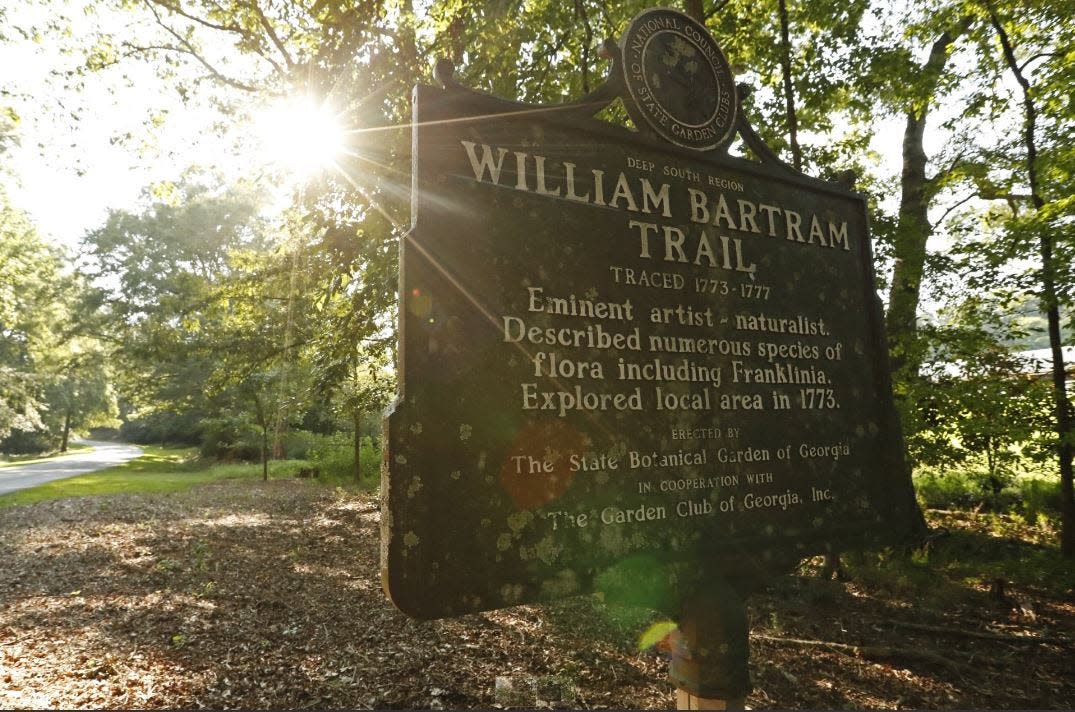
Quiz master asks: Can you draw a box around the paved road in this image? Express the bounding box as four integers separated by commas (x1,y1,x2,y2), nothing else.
0,440,144,496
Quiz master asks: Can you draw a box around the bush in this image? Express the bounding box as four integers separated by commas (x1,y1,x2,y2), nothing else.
308,432,380,488
121,411,203,446
282,429,329,460
87,427,120,441
914,465,1062,525
0,429,56,455
199,415,262,461
1015,477,1062,525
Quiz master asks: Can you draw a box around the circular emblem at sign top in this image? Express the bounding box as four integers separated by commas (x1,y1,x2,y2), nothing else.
621,8,738,151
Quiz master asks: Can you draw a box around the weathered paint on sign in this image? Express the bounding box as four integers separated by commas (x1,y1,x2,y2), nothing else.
383,39,920,621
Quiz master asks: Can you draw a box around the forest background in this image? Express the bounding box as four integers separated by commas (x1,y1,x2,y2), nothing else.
1,0,1073,557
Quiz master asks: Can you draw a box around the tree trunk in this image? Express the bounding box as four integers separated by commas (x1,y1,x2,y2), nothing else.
885,29,961,380
989,8,1074,557
877,29,967,552
60,409,71,453
886,112,930,376
777,0,802,171
353,412,363,484
262,425,269,482
1044,274,1075,556
683,0,704,22
272,413,288,460
987,439,996,483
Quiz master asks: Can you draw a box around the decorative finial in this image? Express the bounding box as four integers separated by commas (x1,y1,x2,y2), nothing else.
834,169,858,190
598,37,618,60
433,58,456,89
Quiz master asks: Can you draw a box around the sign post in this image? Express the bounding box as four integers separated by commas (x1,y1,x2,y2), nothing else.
670,578,751,709
383,8,922,706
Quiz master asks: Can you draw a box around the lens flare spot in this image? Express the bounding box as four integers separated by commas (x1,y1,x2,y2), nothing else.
638,620,680,651
408,289,432,318
499,421,585,509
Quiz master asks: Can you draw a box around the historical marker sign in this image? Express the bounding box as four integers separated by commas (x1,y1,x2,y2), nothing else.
383,10,921,620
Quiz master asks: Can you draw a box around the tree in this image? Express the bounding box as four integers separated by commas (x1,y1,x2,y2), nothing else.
81,177,280,442
711,0,874,174
878,10,972,383
967,0,1075,555
0,185,116,452
910,297,1053,495
45,347,117,451
331,349,393,482
90,0,422,430
0,197,55,443
1,97,119,452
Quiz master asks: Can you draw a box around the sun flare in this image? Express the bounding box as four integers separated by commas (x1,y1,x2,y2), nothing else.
254,96,348,178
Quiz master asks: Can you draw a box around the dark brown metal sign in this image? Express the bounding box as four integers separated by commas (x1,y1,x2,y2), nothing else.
383,12,921,620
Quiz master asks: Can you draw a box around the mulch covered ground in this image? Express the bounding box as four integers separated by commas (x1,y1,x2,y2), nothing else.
1,480,1072,709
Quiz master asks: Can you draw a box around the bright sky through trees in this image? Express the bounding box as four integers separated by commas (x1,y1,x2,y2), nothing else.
0,1,270,252
0,0,916,256
0,0,1033,265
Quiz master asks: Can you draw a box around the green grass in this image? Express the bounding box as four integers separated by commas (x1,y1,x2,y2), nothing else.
0,445,316,508
838,509,1075,607
913,461,1062,527
0,442,95,468
306,435,382,490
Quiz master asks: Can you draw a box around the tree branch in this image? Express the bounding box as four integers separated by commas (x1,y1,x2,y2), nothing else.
886,620,1073,647
703,0,734,20
931,192,976,229
1017,51,1058,74
977,189,1032,203
146,0,246,37
245,0,296,72
532,32,570,92
752,634,972,672
123,42,262,93
573,0,593,93
927,149,966,186
777,0,801,170
139,0,272,91
987,6,1040,209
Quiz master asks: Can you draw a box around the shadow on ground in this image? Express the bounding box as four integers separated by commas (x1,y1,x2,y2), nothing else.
0,482,1072,709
